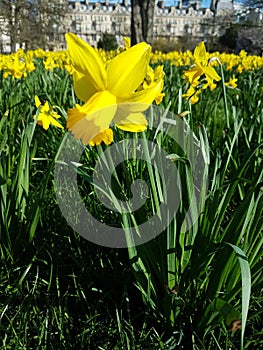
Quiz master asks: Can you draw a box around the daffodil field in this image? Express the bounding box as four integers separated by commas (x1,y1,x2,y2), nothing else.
0,37,262,349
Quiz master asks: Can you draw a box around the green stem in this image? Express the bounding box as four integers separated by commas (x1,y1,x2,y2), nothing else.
220,63,230,129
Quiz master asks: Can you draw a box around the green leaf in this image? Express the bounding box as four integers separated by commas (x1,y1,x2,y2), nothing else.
226,243,251,350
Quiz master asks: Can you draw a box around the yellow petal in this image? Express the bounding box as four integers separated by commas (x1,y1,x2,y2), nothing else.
89,128,114,146
67,91,117,145
115,112,148,132
67,108,85,130
117,80,164,113
190,94,199,105
182,85,196,99
34,95,41,108
183,66,203,84
204,66,221,82
155,93,165,105
50,117,64,129
41,115,50,130
72,71,100,102
194,42,207,63
123,37,131,49
107,42,151,96
42,101,50,113
66,33,106,93
50,111,61,120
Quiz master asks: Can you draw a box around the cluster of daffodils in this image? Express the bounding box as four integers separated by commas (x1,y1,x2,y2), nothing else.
0,49,35,78
65,33,164,146
0,49,72,78
3,35,263,145
1,40,263,80
40,51,74,74
182,42,221,104
151,47,263,72
182,42,242,104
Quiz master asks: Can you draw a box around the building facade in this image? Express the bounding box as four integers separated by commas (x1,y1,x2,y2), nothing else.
0,0,262,53
64,0,230,48
0,17,12,52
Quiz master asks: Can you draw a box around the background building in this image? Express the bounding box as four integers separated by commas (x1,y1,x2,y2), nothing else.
64,0,235,48
0,0,262,53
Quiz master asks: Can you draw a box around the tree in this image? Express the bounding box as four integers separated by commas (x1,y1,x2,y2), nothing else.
97,33,118,51
210,0,220,13
131,0,156,45
0,0,66,52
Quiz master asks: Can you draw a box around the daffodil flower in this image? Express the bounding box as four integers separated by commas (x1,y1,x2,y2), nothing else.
225,75,238,89
183,42,221,87
182,85,201,105
34,96,63,130
65,33,164,146
123,36,131,49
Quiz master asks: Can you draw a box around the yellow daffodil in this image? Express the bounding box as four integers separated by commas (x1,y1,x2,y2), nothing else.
182,42,221,104
123,36,131,49
225,75,238,89
183,42,221,87
202,79,217,91
65,33,164,146
182,85,201,105
138,65,165,105
34,96,63,130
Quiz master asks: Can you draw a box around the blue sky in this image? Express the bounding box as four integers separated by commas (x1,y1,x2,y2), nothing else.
82,1,245,7
162,0,244,4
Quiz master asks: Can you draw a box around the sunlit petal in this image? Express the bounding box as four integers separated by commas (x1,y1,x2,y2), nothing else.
34,95,41,108
50,118,64,129
67,91,117,145
107,42,151,96
117,80,163,113
42,101,50,113
183,66,203,84
123,37,131,49
204,66,221,82
115,112,147,132
89,128,114,146
66,33,107,92
194,42,207,63
41,116,50,130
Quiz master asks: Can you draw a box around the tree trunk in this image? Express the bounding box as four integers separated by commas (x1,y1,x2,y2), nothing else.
131,0,155,45
210,0,220,14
